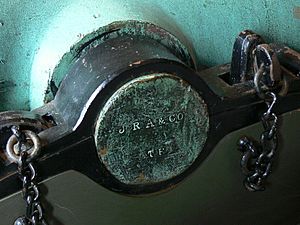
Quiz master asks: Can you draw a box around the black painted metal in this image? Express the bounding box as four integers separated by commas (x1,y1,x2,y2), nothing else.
0,63,299,198
0,26,300,198
230,30,265,84
0,111,52,178
273,44,300,77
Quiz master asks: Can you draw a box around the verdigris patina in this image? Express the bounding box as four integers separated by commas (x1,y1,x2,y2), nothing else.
95,73,209,185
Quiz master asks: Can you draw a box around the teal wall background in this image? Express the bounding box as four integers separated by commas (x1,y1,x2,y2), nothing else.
0,0,299,111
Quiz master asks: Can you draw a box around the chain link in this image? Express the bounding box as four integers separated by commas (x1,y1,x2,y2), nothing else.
238,64,279,192
8,126,48,225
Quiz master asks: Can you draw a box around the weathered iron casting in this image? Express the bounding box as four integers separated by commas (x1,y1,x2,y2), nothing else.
0,22,299,200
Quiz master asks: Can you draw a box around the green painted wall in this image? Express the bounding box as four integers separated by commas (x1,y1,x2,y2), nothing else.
0,0,299,111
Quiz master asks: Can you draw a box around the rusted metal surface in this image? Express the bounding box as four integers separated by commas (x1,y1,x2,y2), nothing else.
94,73,209,184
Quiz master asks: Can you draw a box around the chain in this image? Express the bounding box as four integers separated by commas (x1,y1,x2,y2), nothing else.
238,64,279,191
7,126,48,225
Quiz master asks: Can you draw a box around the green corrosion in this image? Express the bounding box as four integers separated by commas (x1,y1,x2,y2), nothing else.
44,21,194,104
0,0,299,111
94,73,209,185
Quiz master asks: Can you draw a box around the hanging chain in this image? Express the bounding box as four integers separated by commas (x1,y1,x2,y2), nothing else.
6,126,48,225
238,63,279,192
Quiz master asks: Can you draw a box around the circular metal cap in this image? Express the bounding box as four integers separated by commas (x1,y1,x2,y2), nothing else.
94,73,209,185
